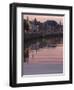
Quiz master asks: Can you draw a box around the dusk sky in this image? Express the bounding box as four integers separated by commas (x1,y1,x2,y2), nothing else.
23,14,64,24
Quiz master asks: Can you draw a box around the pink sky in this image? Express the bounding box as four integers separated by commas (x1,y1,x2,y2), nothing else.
23,14,64,24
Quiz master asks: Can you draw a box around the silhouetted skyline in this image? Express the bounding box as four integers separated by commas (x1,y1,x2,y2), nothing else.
23,14,64,24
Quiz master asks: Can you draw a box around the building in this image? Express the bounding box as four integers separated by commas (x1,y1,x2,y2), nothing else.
24,17,63,33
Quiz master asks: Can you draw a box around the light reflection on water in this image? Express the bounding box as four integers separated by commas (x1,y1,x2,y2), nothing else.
24,36,63,64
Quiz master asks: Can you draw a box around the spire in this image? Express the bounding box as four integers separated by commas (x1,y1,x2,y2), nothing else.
27,16,29,21
34,18,37,24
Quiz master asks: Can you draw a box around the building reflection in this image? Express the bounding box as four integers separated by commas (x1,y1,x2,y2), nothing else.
24,36,63,63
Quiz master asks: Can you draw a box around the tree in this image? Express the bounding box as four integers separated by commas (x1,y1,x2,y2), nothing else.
24,19,29,31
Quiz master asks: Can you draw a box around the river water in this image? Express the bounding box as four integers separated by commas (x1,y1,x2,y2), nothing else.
22,36,63,75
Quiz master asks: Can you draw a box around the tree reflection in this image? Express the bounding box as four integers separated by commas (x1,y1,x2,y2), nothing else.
24,36,63,63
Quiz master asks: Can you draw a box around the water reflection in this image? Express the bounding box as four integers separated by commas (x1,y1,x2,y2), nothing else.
24,36,63,64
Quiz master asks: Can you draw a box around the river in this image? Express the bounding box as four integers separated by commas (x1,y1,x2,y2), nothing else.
22,36,63,75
